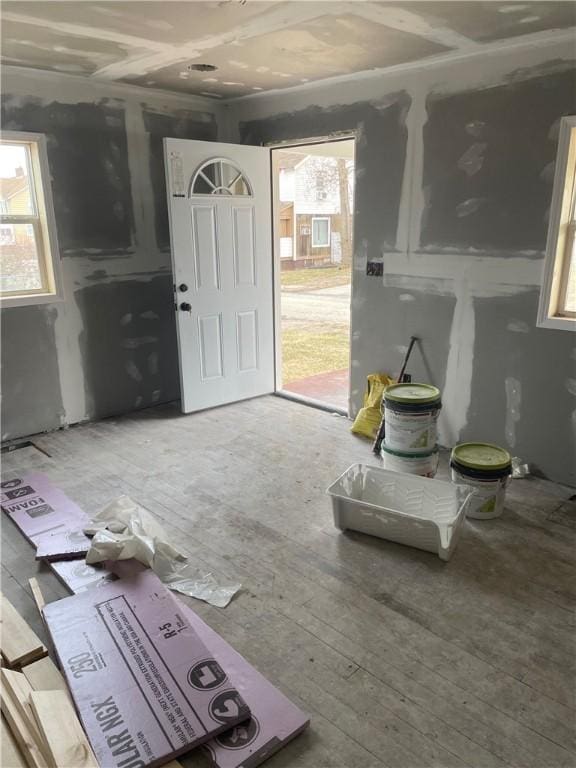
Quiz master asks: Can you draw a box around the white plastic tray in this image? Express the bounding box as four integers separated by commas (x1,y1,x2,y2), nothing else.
326,464,474,561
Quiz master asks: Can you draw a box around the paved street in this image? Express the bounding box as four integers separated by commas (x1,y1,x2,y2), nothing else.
281,284,351,326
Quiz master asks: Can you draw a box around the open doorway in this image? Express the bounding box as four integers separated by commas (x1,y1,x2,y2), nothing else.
272,138,355,413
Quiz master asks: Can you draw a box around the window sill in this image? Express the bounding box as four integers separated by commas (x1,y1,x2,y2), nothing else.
1,291,65,310
536,314,576,332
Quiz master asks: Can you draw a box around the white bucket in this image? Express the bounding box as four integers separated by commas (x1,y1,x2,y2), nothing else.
383,383,441,455
381,445,439,478
451,468,508,519
384,407,440,454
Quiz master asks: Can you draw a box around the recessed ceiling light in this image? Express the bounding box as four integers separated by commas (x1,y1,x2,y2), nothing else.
187,63,218,72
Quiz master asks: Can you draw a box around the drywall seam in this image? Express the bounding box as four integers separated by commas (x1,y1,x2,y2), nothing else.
439,277,474,446
1,10,173,52
91,2,346,81
383,253,545,286
124,100,157,264
505,376,522,448
394,87,416,253
227,35,574,116
405,83,427,255
2,65,224,115
348,3,479,50
52,273,89,425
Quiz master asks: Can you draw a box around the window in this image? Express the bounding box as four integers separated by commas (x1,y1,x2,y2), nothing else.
311,217,330,248
190,158,252,196
538,116,576,330
0,132,62,307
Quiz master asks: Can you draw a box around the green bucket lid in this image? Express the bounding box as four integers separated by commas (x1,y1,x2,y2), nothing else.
451,442,512,471
384,383,441,405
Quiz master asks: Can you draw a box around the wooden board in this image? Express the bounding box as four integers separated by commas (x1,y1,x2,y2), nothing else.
29,690,98,768
27,580,45,616
22,657,67,695
0,594,48,668
1,714,27,768
0,670,48,768
1,670,48,763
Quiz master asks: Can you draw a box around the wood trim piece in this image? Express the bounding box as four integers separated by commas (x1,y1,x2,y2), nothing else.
22,658,68,697
1,714,28,768
0,670,49,768
0,594,48,669
29,691,99,768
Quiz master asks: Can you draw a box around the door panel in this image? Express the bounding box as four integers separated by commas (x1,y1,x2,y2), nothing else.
232,207,256,287
164,139,274,413
198,314,224,380
236,310,259,372
192,206,220,291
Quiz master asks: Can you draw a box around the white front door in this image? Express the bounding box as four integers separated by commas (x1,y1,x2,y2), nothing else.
164,139,274,413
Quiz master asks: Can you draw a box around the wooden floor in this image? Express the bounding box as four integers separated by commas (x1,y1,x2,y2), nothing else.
2,395,575,768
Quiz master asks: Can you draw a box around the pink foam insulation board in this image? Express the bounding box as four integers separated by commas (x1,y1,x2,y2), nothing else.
50,558,119,593
35,527,92,561
1,473,112,590
111,563,310,768
43,568,252,768
184,602,309,767
1,473,89,546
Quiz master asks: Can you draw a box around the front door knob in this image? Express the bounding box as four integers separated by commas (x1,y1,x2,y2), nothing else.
179,302,192,313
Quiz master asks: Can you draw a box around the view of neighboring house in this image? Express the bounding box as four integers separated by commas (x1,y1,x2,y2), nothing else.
0,165,40,293
278,152,354,270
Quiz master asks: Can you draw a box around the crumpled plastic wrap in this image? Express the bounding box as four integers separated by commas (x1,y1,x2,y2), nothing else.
84,496,241,608
511,457,530,478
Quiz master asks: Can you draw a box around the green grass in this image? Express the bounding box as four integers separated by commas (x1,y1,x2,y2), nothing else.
280,266,351,292
282,323,349,383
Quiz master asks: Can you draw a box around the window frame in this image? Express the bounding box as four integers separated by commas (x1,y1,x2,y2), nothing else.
537,115,576,331
0,131,63,308
311,216,331,248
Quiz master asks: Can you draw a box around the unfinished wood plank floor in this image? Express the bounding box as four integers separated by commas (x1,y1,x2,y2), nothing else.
2,395,575,768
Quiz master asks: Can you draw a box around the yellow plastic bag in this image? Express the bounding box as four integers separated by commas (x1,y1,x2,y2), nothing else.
351,373,393,439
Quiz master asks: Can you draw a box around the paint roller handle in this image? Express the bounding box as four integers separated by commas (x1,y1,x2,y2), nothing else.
397,336,418,385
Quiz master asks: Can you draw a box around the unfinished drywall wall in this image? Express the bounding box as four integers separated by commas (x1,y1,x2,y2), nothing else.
1,67,223,440
231,38,576,484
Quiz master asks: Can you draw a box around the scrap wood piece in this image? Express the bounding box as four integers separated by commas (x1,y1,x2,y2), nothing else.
1,670,48,762
29,690,99,768
0,670,48,768
27,580,45,616
1,714,28,768
22,657,68,698
0,594,48,669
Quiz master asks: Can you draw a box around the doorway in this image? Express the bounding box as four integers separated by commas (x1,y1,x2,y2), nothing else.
272,138,355,413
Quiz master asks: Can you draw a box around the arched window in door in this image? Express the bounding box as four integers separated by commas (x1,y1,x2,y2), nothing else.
190,158,253,196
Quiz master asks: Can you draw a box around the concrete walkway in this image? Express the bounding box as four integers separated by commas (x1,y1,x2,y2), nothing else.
284,368,349,411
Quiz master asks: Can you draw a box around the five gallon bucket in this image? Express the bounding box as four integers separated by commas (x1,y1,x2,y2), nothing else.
381,444,439,478
450,443,512,520
383,383,441,455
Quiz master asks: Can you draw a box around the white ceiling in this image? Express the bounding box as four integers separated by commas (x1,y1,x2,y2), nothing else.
2,1,575,100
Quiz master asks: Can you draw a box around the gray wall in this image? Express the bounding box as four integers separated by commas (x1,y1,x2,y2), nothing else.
229,41,576,484
1,69,223,439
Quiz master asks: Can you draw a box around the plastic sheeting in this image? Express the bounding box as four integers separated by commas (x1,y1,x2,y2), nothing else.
84,496,241,608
